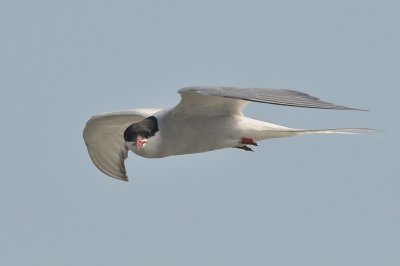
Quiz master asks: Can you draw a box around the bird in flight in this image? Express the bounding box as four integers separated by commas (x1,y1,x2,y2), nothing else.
83,86,372,181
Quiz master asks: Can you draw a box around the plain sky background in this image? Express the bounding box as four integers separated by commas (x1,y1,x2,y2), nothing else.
1,0,399,265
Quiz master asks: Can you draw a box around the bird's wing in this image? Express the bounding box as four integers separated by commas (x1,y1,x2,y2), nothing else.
172,86,363,115
83,109,161,181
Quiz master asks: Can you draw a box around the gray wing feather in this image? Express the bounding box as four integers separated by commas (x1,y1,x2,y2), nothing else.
179,86,365,111
83,109,161,181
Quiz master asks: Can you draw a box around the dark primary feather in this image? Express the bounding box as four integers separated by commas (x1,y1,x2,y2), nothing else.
179,86,366,111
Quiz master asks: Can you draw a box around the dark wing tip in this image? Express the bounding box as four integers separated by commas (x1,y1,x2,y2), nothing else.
327,106,369,111
178,86,370,111
282,89,369,111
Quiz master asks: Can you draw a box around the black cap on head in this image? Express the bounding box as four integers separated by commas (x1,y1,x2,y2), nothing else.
124,116,159,142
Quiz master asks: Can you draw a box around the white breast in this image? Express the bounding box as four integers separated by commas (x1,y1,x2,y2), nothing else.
132,111,244,158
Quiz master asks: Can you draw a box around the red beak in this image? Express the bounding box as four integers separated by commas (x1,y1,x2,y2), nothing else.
135,137,146,149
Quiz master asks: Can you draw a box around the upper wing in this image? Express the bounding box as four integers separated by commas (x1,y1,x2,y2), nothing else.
83,109,161,181
173,86,364,115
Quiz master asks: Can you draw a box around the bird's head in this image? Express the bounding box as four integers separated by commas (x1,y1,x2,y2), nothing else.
124,116,159,152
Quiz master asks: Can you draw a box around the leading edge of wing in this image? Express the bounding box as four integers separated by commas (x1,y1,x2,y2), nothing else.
83,108,161,181
179,86,367,111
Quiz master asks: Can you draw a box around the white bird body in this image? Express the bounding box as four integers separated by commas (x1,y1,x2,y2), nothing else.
83,86,372,181
135,111,292,158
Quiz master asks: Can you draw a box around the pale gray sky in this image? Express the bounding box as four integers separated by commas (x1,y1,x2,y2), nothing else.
0,0,399,265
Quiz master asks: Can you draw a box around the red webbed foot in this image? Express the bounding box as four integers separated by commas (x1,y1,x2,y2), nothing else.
234,145,254,152
233,137,258,152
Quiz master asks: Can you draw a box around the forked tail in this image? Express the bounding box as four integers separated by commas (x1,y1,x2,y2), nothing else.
242,118,377,141
258,127,377,140
289,128,377,136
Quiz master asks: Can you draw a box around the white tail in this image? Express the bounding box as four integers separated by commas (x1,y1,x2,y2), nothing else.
289,128,377,135
258,127,377,141
241,117,377,141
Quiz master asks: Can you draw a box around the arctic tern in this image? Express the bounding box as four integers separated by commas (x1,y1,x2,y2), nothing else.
83,86,372,181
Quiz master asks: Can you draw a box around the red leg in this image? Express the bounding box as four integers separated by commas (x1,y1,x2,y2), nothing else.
233,137,258,152
240,137,258,146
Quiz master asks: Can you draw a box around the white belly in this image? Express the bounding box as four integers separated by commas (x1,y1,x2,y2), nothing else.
133,113,242,158
131,110,295,158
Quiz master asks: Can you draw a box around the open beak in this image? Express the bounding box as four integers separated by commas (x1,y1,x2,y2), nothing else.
135,136,147,149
